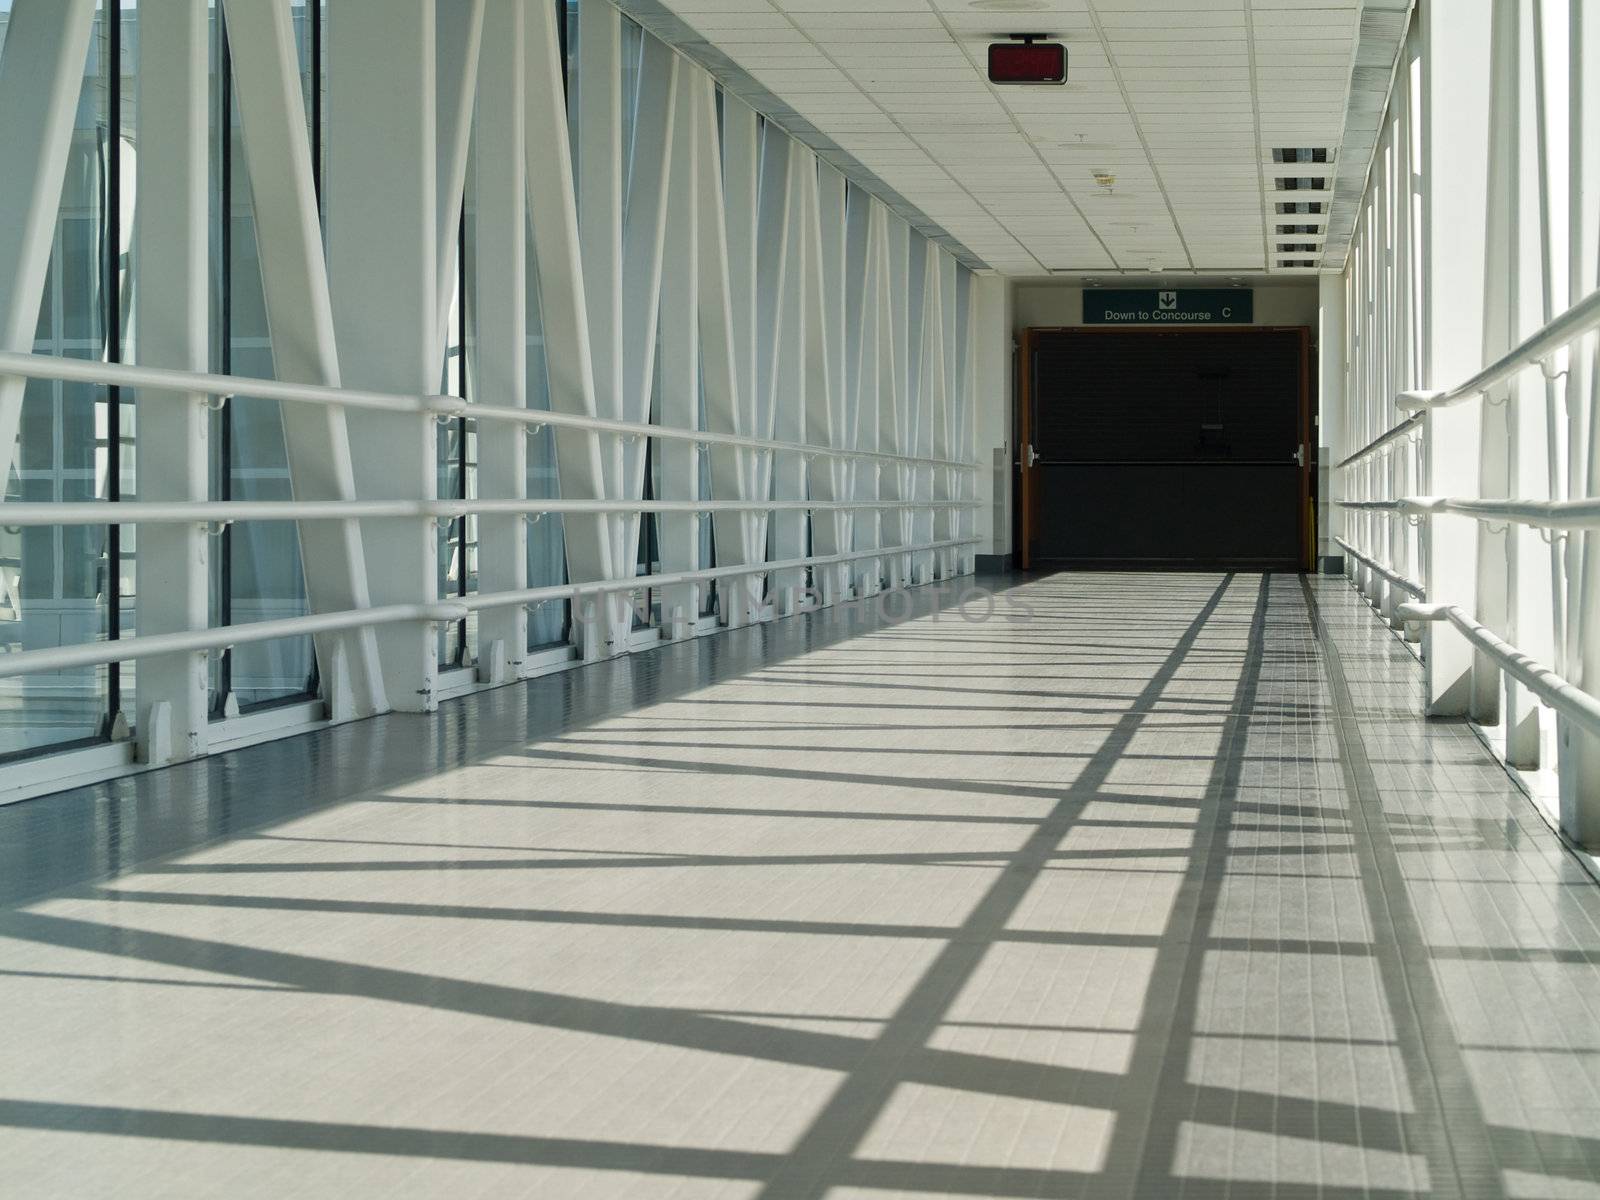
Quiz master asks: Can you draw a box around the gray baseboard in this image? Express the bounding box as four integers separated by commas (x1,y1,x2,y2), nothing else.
975,553,1014,574
1319,555,1345,576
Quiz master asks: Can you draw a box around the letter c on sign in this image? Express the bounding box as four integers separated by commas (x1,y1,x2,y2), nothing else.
1222,307,1232,318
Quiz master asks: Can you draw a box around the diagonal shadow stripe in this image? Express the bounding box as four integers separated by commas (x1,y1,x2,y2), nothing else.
0,905,1435,1160
0,1097,1444,1199
749,573,1248,1199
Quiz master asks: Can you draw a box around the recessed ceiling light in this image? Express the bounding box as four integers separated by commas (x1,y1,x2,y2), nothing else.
1092,171,1116,188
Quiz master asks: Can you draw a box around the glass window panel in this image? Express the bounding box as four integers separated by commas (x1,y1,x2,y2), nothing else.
33,253,53,342
17,480,58,602
60,477,105,602
19,378,55,472
58,216,99,341
209,6,316,711
2,3,114,759
525,211,569,651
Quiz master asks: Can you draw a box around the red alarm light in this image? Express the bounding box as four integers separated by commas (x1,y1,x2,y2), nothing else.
988,39,1067,85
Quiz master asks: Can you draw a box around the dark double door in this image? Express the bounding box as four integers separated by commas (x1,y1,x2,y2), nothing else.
1020,327,1311,570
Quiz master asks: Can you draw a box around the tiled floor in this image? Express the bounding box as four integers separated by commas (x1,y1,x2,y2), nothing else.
3,572,1599,1198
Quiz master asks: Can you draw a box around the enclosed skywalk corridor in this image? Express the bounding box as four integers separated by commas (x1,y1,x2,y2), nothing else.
3,573,1599,1198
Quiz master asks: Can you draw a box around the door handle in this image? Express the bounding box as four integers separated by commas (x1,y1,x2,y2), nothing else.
1027,445,1041,468
1293,444,1306,468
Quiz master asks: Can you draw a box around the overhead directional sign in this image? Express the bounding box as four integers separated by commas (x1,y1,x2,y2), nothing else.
1083,289,1253,325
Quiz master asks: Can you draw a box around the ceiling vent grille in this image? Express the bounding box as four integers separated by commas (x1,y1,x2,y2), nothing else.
1277,201,1326,215
1278,223,1323,235
1272,147,1330,163
1278,242,1319,253
1276,176,1328,191
1277,259,1317,269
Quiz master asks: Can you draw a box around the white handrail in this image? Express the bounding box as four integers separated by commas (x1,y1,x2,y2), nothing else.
1335,537,1425,598
0,539,979,679
1336,414,1424,470
1397,287,1600,411
0,497,977,527
0,349,980,473
1336,496,1600,530
0,602,468,679
1400,602,1600,741
462,538,979,613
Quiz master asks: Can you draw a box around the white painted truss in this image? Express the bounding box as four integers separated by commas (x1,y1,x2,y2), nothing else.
1328,0,1600,848
0,0,982,797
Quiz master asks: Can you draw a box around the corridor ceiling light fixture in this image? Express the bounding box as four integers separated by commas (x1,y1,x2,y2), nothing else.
969,0,1047,10
1092,171,1116,188
988,34,1067,85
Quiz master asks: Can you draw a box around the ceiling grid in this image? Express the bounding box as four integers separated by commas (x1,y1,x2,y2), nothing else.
620,0,1410,278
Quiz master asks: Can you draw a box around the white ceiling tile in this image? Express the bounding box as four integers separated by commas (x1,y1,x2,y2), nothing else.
638,0,1384,275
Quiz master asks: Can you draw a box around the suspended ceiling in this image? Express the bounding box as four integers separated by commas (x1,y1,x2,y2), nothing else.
617,0,1411,278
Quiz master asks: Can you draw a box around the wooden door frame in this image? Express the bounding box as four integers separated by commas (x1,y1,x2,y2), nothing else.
1017,325,1314,571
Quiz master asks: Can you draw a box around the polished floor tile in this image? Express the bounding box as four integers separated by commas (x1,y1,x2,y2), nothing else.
3,573,1599,1198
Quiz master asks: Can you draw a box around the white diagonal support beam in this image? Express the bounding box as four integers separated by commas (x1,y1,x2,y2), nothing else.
655,58,703,637
695,74,761,626
847,186,880,598
619,34,679,584
874,205,909,589
811,160,852,603
524,0,619,655
433,0,486,360
576,0,627,580
769,140,807,609
221,0,387,718
0,0,97,495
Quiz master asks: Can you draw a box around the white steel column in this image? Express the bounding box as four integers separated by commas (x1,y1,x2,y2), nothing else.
801,154,849,605
327,0,440,712
221,0,386,718
752,127,796,604
875,207,908,590
847,187,880,598
433,0,485,359
1502,0,1559,767
815,161,851,602
698,78,761,626
576,0,626,584
769,141,807,611
523,0,617,655
1419,0,1493,716
960,271,981,574
1562,0,1600,844
656,61,701,638
1319,272,1347,572
915,240,946,584
1472,0,1518,728
474,0,527,676
133,0,210,764
619,36,678,603
0,0,97,498
971,273,1011,569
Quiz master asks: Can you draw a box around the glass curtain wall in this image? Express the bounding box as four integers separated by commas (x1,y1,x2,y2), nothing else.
2,1,136,759
209,1,320,712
